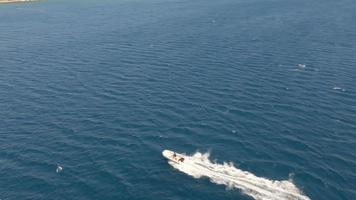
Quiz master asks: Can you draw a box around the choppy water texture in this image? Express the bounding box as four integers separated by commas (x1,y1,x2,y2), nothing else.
0,0,356,199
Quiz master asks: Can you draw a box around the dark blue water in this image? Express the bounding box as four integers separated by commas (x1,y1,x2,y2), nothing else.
1,0,356,199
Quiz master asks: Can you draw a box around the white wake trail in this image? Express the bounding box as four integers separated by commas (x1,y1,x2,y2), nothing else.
168,152,311,200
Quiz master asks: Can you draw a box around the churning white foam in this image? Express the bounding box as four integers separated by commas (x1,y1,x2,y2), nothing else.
167,152,310,200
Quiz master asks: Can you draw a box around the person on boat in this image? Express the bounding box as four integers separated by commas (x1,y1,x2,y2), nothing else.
179,158,184,162
173,153,177,158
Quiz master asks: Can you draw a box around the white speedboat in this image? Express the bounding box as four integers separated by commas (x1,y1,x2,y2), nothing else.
162,150,185,163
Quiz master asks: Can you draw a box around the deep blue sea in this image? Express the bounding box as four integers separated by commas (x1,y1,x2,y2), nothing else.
1,0,356,199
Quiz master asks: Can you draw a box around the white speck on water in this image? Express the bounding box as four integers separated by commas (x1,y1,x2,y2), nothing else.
56,165,63,173
333,87,346,92
298,64,306,68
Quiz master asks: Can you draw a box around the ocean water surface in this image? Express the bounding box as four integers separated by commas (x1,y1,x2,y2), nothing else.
0,0,356,199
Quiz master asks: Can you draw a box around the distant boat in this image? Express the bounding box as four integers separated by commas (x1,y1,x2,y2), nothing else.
298,64,306,68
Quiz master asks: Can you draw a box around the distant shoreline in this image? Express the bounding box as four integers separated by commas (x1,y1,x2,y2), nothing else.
0,0,38,3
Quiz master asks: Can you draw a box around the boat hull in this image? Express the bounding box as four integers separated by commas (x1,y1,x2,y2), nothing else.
162,150,185,163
